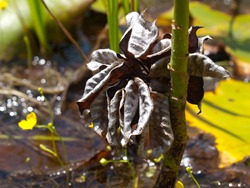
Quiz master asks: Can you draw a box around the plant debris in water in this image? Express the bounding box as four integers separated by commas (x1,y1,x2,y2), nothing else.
77,11,229,159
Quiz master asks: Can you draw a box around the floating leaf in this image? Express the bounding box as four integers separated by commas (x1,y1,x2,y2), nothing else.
190,2,250,64
189,2,230,37
186,79,250,167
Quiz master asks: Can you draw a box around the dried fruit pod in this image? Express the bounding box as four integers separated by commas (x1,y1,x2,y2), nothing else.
188,53,230,79
120,11,159,59
138,91,173,159
187,76,204,114
187,76,204,105
106,89,123,146
121,79,139,146
121,77,153,146
188,26,203,53
87,49,121,73
77,62,120,112
89,91,108,137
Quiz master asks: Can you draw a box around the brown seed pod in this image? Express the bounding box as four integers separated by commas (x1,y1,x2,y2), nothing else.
187,75,204,105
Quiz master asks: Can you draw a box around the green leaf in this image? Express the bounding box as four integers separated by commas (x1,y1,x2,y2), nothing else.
189,2,230,37
186,79,250,167
190,2,250,63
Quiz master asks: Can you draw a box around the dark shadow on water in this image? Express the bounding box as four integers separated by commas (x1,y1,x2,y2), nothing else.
203,99,250,118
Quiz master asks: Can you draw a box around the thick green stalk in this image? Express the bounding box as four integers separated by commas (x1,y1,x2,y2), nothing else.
154,0,189,187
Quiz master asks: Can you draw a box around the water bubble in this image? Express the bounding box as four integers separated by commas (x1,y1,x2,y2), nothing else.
181,157,191,167
229,183,233,187
39,59,46,65
55,108,61,115
33,56,39,62
46,60,52,66
7,99,12,108
22,109,28,114
12,96,17,101
56,171,60,176
27,106,33,112
12,100,18,107
9,111,17,116
148,161,155,167
40,78,46,84
196,170,202,174
37,96,45,101
0,106,6,111
26,90,33,98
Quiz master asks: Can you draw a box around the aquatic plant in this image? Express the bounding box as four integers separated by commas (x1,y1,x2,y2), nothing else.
18,88,68,172
77,10,228,155
75,0,232,186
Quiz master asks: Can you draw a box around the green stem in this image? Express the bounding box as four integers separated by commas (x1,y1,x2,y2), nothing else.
54,131,70,184
154,0,189,187
107,0,119,52
23,36,32,69
27,0,48,54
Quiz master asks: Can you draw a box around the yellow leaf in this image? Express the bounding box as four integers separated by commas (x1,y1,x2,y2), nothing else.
186,79,250,167
0,0,8,10
18,112,37,130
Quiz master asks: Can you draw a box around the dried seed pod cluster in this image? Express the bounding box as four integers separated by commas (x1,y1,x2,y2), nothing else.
77,12,229,159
